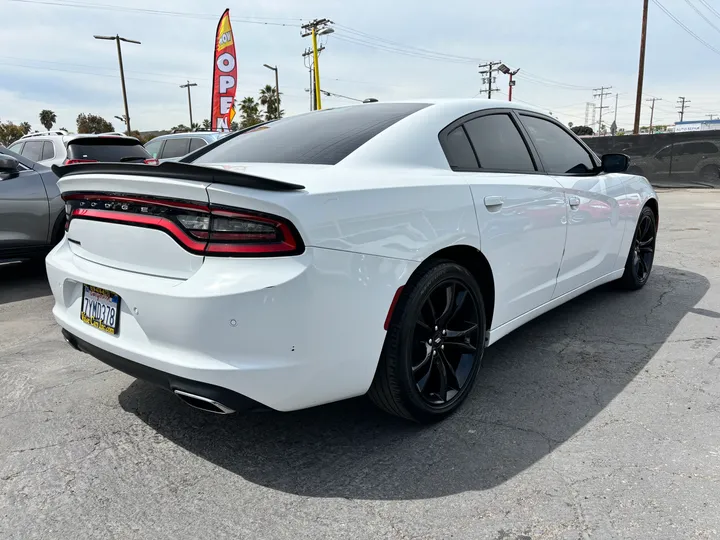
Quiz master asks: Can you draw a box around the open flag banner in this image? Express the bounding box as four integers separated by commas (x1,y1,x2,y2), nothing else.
211,9,237,131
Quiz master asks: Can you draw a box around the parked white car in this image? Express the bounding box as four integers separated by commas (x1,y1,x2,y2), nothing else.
46,99,658,423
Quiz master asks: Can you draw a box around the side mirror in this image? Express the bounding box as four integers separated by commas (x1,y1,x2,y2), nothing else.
601,153,630,173
0,155,19,173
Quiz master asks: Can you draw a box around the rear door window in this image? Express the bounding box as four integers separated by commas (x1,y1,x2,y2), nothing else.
67,138,150,162
193,103,430,165
463,114,536,172
189,137,207,152
144,139,163,159
21,141,44,162
41,141,55,160
161,138,191,158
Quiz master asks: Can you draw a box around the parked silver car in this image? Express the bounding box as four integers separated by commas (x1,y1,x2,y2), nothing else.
0,146,65,263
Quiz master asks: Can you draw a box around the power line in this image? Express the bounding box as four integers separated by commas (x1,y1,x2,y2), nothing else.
677,96,691,121
478,61,502,99
651,0,720,56
697,0,720,20
593,86,612,134
682,0,720,35
331,33,476,64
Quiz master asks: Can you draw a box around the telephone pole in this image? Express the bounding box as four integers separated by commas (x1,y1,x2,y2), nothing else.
93,34,141,135
179,81,197,129
593,86,612,135
633,0,650,134
302,46,325,110
677,96,690,121
645,97,662,132
613,93,619,124
479,61,502,99
301,19,333,111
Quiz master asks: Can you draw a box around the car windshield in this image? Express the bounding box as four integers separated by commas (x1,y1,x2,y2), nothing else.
67,138,150,162
192,103,429,165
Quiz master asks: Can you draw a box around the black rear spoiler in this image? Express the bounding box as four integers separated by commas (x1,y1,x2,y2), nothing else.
50,161,305,192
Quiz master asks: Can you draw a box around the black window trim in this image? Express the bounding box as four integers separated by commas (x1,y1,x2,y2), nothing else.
438,108,543,175
515,110,603,176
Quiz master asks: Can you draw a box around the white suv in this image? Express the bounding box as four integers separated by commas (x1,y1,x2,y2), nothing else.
7,130,150,166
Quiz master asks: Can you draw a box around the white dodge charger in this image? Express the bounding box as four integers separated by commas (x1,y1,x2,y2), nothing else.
46,100,658,423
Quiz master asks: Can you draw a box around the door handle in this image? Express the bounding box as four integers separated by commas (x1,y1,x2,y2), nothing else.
484,195,504,209
568,196,581,209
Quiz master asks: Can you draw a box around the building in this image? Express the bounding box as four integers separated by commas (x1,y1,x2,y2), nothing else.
673,119,720,133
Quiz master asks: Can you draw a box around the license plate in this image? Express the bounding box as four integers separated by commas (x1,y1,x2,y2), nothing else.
80,285,121,335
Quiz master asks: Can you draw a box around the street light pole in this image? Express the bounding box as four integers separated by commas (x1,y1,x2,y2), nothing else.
180,81,198,128
94,34,141,135
263,64,280,119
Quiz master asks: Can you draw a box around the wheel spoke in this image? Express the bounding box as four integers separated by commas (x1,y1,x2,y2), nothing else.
435,354,448,402
444,340,477,352
416,318,431,331
413,344,433,373
638,236,654,248
446,323,478,339
439,350,461,391
416,357,433,392
448,290,468,325
436,283,455,326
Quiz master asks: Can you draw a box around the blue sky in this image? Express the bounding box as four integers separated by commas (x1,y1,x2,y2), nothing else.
2,0,720,132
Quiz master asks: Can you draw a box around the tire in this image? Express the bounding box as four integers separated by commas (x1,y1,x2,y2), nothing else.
699,164,720,186
618,205,657,290
50,213,66,247
368,260,486,423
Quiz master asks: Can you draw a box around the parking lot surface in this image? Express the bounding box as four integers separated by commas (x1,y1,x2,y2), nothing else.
1,190,719,540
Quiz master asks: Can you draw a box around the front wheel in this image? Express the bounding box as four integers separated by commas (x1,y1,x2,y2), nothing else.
618,206,657,290
368,260,486,423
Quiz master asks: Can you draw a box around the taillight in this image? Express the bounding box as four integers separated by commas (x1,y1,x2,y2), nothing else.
61,193,304,257
144,158,159,165
63,159,98,165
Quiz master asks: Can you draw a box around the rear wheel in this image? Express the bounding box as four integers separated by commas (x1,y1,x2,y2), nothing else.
618,206,656,290
368,260,486,423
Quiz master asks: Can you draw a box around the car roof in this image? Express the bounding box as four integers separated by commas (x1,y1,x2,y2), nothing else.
147,132,223,143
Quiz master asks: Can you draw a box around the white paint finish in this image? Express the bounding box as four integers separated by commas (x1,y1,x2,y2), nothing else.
44,99,660,413
464,172,568,328
552,173,629,297
47,240,417,411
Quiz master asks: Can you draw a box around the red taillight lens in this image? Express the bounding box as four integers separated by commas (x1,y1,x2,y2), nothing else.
143,158,159,165
63,159,98,165
62,193,304,257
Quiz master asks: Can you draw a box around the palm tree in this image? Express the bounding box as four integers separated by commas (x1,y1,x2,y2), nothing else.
259,85,279,120
19,122,32,135
39,110,57,131
201,119,211,130
239,97,262,128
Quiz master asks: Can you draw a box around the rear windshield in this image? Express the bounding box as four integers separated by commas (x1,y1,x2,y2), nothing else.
67,138,150,162
192,103,429,166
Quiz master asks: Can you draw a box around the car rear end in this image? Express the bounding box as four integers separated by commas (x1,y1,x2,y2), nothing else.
64,136,158,165
46,104,430,413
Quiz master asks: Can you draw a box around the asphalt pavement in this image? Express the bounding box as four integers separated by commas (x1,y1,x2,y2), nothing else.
1,190,719,540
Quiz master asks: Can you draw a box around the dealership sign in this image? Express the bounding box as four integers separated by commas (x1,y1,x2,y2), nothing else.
211,9,237,132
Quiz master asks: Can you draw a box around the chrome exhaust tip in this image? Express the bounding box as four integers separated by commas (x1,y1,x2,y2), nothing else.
173,389,235,415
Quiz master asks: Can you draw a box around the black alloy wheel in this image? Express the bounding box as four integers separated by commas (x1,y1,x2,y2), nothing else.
412,279,481,406
369,260,486,423
619,205,657,290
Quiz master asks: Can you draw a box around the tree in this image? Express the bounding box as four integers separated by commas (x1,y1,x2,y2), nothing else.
77,113,114,134
568,122,574,128
230,121,239,131
239,97,262,128
170,124,190,132
0,120,32,146
39,109,57,131
570,125,594,136
201,119,211,130
259,84,283,120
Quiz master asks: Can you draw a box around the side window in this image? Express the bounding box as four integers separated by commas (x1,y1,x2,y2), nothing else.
8,142,23,154
144,139,163,159
41,141,55,160
656,146,672,159
21,141,44,162
463,114,535,172
443,126,478,169
697,142,718,154
520,115,595,174
161,138,190,159
189,138,208,152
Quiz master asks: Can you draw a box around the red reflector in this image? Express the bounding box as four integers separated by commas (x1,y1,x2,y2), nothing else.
144,158,159,165
384,286,404,330
64,159,98,165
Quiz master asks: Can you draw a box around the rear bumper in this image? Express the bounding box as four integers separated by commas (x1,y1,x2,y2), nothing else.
46,239,418,411
62,329,262,412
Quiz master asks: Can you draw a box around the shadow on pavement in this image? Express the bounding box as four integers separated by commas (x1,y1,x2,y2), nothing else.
0,261,51,305
119,265,709,500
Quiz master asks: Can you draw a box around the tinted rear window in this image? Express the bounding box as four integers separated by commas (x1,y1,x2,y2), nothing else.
68,138,150,162
193,103,430,165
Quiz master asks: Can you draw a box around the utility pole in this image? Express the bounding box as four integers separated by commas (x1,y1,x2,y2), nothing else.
179,81,198,129
633,0,650,135
302,46,324,110
593,86,612,135
709,113,718,120
614,93,619,124
263,64,280,119
677,96,690,121
645,97,662,132
301,19,333,111
94,34,141,135
478,61,502,99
